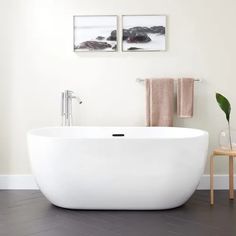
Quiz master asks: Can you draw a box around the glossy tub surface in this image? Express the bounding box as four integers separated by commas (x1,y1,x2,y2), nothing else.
28,127,208,210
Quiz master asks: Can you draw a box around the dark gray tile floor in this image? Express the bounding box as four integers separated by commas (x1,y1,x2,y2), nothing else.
0,190,235,236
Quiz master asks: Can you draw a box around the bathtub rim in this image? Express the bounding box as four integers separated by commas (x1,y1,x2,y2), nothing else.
27,126,209,140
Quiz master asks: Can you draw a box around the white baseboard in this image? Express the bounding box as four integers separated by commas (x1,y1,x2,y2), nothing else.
0,175,38,189
0,174,235,190
197,174,236,190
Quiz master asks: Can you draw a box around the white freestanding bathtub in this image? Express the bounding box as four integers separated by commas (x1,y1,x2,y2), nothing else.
28,127,208,210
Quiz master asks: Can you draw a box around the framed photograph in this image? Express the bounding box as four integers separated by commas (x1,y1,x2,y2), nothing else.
122,15,166,52
73,15,118,52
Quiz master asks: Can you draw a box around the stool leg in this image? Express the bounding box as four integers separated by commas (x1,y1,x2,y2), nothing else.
229,156,234,200
210,154,214,205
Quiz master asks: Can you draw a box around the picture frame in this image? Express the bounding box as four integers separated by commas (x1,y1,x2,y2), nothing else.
73,15,118,52
122,15,166,52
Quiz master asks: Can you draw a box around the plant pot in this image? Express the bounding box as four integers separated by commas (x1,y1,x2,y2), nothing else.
219,127,236,150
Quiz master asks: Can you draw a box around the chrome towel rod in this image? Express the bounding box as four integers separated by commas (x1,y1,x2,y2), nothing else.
136,78,202,83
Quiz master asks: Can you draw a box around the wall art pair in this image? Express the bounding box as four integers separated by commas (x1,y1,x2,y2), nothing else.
73,15,166,52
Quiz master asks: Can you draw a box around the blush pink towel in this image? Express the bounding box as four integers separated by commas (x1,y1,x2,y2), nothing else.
146,78,174,127
177,78,194,118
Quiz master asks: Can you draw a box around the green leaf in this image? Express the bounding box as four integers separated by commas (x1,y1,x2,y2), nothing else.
216,93,231,122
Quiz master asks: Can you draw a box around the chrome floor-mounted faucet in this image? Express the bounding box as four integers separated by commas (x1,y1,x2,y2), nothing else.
61,90,82,126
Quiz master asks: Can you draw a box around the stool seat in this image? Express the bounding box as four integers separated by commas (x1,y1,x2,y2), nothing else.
213,148,236,156
210,148,235,205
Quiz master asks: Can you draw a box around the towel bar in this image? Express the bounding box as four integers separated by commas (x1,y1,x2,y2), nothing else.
136,78,202,83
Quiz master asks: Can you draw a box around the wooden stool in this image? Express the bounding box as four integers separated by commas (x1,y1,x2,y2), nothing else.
210,148,235,205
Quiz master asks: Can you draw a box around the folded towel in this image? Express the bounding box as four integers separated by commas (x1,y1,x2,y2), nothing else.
177,78,194,118
146,78,174,126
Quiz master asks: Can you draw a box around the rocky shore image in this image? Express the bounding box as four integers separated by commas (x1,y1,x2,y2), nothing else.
122,15,166,51
74,16,117,52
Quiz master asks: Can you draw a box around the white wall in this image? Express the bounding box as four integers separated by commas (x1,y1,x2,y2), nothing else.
0,0,236,174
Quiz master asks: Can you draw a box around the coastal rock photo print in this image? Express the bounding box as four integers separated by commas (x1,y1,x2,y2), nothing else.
122,15,166,52
73,15,118,52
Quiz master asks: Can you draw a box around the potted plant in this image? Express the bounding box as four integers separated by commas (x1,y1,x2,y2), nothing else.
216,93,233,150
